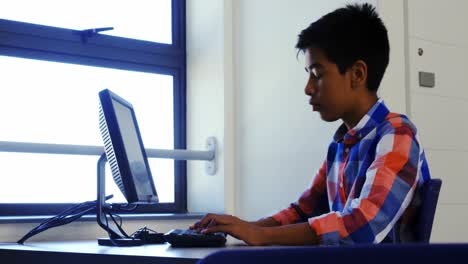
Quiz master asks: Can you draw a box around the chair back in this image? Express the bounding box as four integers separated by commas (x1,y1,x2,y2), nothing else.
415,178,442,242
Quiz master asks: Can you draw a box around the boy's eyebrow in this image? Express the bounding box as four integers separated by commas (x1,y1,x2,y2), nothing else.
305,63,323,72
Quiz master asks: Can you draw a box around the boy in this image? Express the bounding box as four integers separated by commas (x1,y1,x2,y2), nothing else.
191,3,430,245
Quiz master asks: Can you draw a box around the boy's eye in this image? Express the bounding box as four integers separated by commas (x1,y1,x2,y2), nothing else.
311,68,321,79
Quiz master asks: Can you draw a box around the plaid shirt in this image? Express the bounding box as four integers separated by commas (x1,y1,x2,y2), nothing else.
272,99,431,245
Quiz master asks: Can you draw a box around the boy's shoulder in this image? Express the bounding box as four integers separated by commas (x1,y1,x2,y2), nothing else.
378,112,418,136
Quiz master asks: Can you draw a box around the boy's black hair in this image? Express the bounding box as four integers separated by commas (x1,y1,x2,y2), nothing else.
296,3,389,92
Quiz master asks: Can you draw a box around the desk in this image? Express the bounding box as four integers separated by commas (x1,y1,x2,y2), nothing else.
0,240,234,264
3,241,468,264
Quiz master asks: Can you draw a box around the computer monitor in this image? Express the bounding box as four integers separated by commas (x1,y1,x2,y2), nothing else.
98,88,158,204
97,88,158,246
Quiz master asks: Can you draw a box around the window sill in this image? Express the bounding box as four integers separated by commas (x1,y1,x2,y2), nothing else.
0,213,205,224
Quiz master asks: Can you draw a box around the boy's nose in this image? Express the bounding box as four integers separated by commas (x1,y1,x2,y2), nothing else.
305,80,315,96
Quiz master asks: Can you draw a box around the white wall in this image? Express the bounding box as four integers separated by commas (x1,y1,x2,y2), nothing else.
405,0,468,242
185,0,229,214
377,0,407,115
233,0,375,220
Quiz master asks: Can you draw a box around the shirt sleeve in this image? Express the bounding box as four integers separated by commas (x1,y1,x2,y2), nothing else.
308,122,422,245
271,160,327,225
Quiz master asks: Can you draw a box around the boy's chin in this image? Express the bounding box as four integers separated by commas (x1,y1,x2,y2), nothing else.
319,113,340,123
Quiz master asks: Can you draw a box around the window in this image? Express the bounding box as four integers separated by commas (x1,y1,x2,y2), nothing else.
0,0,187,216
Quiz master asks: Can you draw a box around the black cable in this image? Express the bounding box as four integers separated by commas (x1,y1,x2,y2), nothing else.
100,204,138,241
17,195,113,244
130,226,159,237
104,211,121,246
102,211,146,246
111,211,123,227
17,195,141,246
18,204,94,244
18,205,94,244
108,212,129,238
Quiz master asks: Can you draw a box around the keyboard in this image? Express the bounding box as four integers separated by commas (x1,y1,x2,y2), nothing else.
163,229,226,247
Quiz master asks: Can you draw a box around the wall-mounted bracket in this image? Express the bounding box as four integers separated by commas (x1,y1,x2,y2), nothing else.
205,137,217,175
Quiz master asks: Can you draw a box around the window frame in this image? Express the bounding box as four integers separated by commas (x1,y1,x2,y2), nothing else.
0,0,187,216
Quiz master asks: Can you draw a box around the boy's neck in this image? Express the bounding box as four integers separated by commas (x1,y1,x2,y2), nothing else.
343,93,379,130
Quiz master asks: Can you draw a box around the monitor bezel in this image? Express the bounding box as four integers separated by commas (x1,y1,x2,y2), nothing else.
98,89,158,204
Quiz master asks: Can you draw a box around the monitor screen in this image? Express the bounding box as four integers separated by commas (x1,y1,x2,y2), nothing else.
98,89,158,204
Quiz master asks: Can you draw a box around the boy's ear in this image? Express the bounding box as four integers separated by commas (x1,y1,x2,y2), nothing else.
351,60,367,89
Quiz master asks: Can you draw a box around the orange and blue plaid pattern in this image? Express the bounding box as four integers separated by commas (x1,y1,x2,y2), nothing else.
272,99,431,245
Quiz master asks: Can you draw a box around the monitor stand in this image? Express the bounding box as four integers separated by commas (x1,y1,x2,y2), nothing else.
96,153,143,247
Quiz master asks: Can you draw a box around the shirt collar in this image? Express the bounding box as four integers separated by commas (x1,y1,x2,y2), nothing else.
333,98,390,144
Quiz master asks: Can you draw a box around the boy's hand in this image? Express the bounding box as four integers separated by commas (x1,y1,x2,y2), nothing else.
190,213,267,246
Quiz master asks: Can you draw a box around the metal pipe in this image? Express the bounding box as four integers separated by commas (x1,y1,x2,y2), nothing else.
0,141,214,161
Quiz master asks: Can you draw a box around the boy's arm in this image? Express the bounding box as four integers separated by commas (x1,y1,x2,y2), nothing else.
261,222,319,245
250,217,280,227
